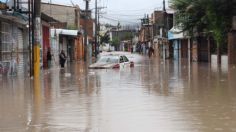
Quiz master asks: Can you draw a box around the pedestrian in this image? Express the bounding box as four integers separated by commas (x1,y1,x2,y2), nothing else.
142,43,145,55
138,43,142,54
145,43,149,55
47,48,52,68
59,50,66,68
148,46,155,58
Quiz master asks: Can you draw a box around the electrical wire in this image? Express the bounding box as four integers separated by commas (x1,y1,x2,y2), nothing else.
106,13,144,17
100,15,139,24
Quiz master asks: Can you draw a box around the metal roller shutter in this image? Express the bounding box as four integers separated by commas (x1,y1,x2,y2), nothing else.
17,28,25,76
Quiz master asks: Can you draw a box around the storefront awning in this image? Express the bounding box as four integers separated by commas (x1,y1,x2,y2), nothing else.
60,29,78,36
0,13,27,26
168,27,184,40
51,29,80,37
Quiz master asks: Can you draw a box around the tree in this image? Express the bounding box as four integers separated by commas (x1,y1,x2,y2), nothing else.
124,32,133,41
110,37,120,51
171,0,236,64
100,33,110,45
117,22,121,30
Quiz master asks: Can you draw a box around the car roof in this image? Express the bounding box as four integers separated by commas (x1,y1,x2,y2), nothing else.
103,54,128,57
105,54,119,56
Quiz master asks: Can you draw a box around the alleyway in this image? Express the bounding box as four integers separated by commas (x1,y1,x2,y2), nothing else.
1,53,236,132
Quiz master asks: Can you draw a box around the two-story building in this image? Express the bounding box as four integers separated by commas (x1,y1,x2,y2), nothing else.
138,10,173,58
0,2,29,76
41,3,94,61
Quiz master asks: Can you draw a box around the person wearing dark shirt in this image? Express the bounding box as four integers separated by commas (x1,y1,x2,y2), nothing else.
59,50,66,68
148,46,155,58
47,49,52,68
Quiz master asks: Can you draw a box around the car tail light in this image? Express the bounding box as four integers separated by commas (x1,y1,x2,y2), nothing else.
130,61,134,67
112,64,120,69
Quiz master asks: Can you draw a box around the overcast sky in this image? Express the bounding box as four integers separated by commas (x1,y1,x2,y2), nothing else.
42,0,169,25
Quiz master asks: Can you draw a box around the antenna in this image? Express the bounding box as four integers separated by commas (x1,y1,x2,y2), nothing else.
70,0,75,7
163,0,166,12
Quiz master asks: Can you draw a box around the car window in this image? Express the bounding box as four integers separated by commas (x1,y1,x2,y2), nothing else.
97,56,119,63
123,56,129,62
120,56,124,63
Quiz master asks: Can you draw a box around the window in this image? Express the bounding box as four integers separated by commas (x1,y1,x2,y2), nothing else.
1,22,17,61
120,56,124,63
1,22,17,52
123,56,129,62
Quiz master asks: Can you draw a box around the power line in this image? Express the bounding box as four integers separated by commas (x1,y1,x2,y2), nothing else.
103,15,141,21
102,14,141,20
106,3,163,12
106,13,144,17
100,15,139,24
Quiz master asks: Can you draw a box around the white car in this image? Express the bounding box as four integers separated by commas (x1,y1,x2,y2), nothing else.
89,54,134,69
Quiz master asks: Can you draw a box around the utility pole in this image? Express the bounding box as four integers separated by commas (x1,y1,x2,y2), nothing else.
147,14,151,47
84,0,90,62
33,0,41,77
163,0,166,12
95,0,98,58
141,15,148,43
0,21,2,62
97,9,100,52
50,0,52,16
28,0,33,77
97,6,106,52
163,0,166,60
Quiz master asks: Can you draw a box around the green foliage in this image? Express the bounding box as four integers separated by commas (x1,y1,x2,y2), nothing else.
124,32,133,40
67,25,77,30
105,23,114,28
117,22,121,30
171,0,236,47
110,37,120,46
100,33,110,45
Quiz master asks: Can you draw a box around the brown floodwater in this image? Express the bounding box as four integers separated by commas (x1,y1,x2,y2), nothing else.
1,53,236,132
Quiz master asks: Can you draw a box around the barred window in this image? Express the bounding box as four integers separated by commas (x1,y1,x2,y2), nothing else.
1,22,17,52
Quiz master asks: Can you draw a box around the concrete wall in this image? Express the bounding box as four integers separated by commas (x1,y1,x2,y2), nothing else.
80,19,94,39
233,16,236,30
192,41,198,62
153,11,164,26
181,39,188,59
173,40,179,60
228,31,236,64
41,3,80,28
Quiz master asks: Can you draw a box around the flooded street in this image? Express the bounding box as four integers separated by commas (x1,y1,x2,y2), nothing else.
1,53,236,132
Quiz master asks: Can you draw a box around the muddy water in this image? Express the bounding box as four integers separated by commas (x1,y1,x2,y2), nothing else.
1,54,236,132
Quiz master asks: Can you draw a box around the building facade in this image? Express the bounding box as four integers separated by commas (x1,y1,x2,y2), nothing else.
41,3,80,29
228,16,236,64
0,12,29,76
51,29,84,64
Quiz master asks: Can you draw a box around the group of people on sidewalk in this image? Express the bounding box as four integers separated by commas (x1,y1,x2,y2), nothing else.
47,49,67,69
135,42,155,58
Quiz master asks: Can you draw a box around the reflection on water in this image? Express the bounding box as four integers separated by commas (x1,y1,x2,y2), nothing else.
1,55,236,132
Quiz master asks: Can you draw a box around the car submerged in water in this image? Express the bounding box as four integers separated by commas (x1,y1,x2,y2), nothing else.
89,54,134,69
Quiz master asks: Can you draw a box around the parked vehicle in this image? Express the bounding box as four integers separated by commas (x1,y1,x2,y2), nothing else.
89,54,134,69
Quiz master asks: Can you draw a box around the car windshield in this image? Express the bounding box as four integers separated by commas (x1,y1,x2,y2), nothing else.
97,56,119,63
